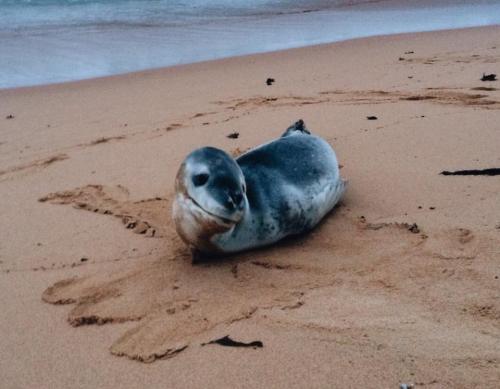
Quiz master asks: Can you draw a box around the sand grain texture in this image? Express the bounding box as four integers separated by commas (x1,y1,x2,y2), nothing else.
1,26,500,388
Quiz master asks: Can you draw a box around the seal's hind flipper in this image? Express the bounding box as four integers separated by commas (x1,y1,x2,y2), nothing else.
281,119,311,137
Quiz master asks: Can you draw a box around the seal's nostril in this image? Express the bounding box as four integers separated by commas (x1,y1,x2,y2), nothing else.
233,192,243,205
225,191,243,211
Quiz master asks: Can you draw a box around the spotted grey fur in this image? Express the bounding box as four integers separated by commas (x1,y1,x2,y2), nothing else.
173,120,346,254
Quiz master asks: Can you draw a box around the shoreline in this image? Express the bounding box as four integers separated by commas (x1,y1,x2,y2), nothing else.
2,0,500,89
1,24,499,94
1,25,500,388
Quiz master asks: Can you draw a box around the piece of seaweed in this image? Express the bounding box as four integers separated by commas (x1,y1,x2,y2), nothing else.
441,168,500,176
201,335,263,349
481,73,497,81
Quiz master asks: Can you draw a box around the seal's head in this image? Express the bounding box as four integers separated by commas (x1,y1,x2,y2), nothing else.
173,147,247,252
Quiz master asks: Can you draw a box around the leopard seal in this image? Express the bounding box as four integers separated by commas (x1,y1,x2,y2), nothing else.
173,120,346,255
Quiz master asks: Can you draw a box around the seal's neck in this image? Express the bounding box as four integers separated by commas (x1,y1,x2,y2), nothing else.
209,201,254,253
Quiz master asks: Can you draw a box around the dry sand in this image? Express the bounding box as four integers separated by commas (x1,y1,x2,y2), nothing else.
1,26,500,388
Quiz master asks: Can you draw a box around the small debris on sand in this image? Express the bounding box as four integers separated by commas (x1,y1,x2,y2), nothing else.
201,335,263,349
408,223,420,233
366,116,378,120
404,51,414,54
80,257,88,263
481,73,497,81
227,132,239,139
266,78,275,85
441,168,500,176
5,114,14,119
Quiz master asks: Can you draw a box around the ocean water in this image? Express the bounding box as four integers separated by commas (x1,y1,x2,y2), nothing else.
1,0,500,89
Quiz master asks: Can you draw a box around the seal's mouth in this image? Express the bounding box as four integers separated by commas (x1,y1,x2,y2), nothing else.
188,196,238,225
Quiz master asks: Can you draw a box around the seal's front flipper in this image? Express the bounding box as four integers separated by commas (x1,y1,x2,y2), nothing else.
281,119,311,137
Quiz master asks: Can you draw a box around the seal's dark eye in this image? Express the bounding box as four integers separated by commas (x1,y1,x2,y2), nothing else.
192,173,209,187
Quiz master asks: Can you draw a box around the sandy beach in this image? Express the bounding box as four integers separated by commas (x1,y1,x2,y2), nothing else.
1,25,499,388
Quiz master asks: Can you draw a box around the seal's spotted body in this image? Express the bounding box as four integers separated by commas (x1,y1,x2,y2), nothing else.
173,120,345,254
